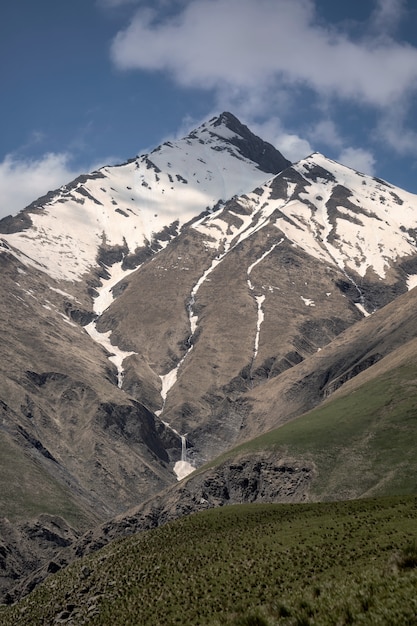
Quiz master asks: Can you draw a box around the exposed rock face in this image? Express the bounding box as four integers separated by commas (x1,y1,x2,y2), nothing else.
78,453,315,554
211,112,291,173
0,515,79,604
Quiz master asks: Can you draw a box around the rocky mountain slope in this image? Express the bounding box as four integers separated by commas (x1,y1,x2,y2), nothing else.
10,279,417,603
1,111,417,603
95,150,417,467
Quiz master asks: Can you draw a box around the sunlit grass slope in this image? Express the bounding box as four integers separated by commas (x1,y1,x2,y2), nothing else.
1,497,417,625
209,361,417,500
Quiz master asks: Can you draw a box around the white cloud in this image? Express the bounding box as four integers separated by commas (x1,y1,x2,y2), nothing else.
371,0,406,34
250,118,312,162
337,147,376,175
251,116,378,172
0,153,81,219
308,120,344,150
376,104,417,157
276,133,313,163
110,0,417,108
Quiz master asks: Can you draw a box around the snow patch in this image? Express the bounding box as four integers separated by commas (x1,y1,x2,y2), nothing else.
407,274,417,291
247,239,284,360
301,296,315,307
85,322,135,388
93,261,138,315
355,303,371,317
49,287,76,299
253,295,265,358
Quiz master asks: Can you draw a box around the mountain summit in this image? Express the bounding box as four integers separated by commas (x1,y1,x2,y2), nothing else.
0,112,290,282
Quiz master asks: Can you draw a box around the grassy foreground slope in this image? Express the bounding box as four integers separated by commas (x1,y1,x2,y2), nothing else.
1,497,416,625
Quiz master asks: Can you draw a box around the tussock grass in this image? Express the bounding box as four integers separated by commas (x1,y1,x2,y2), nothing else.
1,496,416,625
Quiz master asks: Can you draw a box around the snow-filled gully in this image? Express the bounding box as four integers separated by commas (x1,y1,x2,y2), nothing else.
84,260,193,480
156,239,236,408
153,247,236,479
247,239,284,360
84,260,139,388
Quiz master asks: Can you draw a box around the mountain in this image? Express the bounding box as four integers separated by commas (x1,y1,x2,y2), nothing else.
0,111,289,283
1,112,417,604
0,112,290,516
92,150,417,467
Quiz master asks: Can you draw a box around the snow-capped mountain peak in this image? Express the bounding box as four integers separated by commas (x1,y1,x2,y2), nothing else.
193,151,417,287
0,113,289,282
2,113,417,591
287,152,417,279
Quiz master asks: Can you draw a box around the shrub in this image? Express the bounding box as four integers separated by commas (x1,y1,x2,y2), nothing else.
395,540,417,570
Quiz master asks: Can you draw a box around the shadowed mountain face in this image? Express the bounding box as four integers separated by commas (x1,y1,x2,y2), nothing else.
1,112,417,602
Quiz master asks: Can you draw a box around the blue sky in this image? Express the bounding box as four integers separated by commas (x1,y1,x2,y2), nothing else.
1,0,417,218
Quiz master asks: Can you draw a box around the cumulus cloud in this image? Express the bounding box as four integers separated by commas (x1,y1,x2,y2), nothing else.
0,153,81,219
308,120,344,150
375,102,417,157
275,133,313,163
110,0,417,107
249,118,313,162
337,147,376,175
250,115,377,172
371,0,406,35
0,149,121,220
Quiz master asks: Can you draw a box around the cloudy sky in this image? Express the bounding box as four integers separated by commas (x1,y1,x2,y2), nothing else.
1,0,417,218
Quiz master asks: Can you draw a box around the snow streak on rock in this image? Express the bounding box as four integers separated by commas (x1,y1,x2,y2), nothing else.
85,261,138,388
247,239,284,360
157,243,235,413
189,248,232,332
85,322,135,388
407,275,417,291
253,295,265,359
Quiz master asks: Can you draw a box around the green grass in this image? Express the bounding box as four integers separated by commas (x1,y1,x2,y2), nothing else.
0,431,92,528
1,496,417,625
202,363,417,500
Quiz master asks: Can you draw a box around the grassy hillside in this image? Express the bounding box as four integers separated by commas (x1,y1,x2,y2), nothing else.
0,430,93,528
204,360,417,501
1,497,416,625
